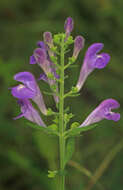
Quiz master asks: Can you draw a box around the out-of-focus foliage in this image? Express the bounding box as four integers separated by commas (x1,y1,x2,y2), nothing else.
0,0,123,189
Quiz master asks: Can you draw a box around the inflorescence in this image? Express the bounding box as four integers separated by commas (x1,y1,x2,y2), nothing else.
10,17,120,129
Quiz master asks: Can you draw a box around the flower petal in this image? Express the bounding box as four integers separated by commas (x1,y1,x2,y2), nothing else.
43,32,53,46
34,48,47,64
11,85,36,99
14,71,34,82
38,73,48,82
64,17,74,38
99,99,120,110
14,72,37,92
30,55,36,64
37,41,46,49
92,53,110,69
14,99,46,126
13,113,24,120
86,43,104,58
104,112,120,121
73,35,85,59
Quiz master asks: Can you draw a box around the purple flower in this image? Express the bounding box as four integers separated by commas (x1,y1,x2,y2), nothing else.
76,43,110,91
43,32,53,48
38,73,48,82
73,35,85,59
33,48,51,74
30,55,37,65
43,32,54,57
30,48,59,103
30,41,47,65
37,41,46,49
64,17,74,39
14,99,46,127
11,72,47,115
80,99,120,127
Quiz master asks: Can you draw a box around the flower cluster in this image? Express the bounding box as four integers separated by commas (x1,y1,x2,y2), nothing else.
10,17,120,128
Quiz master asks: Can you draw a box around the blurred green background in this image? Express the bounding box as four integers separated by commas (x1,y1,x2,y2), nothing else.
0,0,123,189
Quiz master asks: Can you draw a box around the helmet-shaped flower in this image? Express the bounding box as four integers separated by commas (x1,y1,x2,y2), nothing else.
80,99,120,127
11,72,47,115
76,43,110,91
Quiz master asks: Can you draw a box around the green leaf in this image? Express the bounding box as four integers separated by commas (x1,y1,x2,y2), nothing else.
27,122,59,136
34,132,58,171
66,124,98,137
65,137,75,165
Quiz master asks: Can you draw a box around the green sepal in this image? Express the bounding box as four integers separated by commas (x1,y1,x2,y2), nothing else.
65,124,98,137
71,86,78,93
47,108,59,116
50,84,57,92
47,72,55,80
68,56,76,64
64,87,79,98
66,35,74,45
50,46,58,54
53,117,59,124
48,124,58,132
70,122,80,129
53,34,61,44
50,55,57,64
53,33,65,45
64,113,74,124
64,57,76,69
64,36,74,50
48,170,58,178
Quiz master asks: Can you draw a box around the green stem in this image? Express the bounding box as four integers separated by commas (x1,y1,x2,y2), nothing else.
59,35,65,190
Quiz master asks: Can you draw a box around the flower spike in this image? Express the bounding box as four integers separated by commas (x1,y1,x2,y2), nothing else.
73,35,85,59
79,99,120,127
76,43,110,91
11,72,47,115
14,99,46,127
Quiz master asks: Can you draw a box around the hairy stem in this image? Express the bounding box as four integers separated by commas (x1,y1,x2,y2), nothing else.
59,35,65,190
